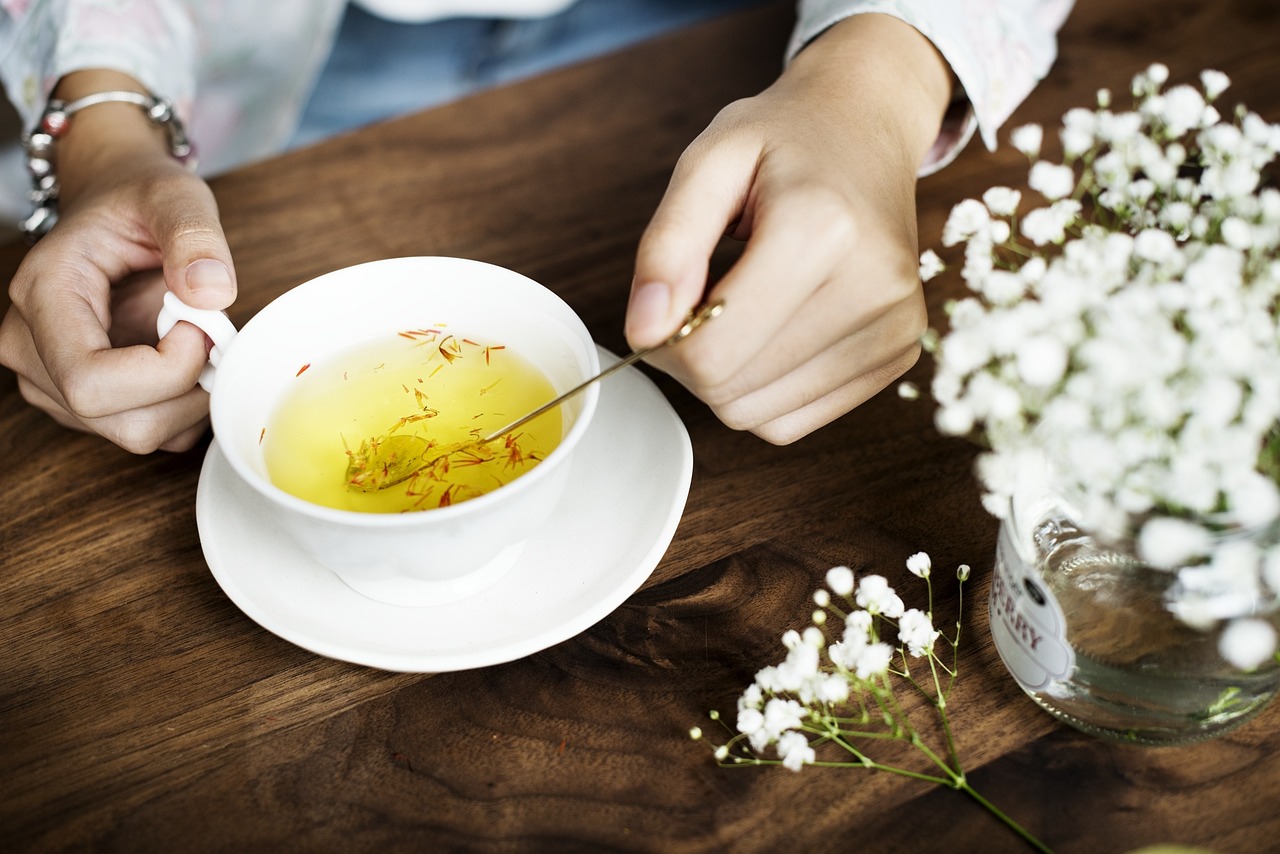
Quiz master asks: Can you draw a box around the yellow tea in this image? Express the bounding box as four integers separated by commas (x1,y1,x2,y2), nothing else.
263,327,562,513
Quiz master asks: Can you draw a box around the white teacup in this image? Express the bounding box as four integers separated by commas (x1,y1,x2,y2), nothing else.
159,256,600,606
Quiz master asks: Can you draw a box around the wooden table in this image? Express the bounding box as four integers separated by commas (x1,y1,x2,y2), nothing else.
3,1,1278,850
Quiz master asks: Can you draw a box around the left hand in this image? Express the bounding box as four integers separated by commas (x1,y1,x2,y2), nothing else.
624,14,953,444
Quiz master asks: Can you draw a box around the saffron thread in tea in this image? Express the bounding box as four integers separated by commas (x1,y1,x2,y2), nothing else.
263,329,562,513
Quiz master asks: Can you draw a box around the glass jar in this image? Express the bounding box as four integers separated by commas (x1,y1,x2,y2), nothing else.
988,494,1280,744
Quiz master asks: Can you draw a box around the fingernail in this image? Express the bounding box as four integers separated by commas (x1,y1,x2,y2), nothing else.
186,259,233,296
628,281,671,339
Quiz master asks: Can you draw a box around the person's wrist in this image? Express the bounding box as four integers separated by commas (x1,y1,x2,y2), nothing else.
23,69,193,237
787,14,953,164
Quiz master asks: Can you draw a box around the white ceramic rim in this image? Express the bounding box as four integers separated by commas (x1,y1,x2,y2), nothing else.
208,256,600,529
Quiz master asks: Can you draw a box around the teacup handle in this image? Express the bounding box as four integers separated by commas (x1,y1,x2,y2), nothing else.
156,291,238,392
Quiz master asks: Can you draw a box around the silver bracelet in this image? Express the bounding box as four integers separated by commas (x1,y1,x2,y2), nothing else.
20,89,197,242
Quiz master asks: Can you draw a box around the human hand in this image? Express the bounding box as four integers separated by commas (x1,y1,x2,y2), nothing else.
625,14,953,444
0,71,235,453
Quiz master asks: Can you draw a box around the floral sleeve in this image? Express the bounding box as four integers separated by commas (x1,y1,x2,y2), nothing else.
0,0,198,127
0,1,345,176
790,0,1076,174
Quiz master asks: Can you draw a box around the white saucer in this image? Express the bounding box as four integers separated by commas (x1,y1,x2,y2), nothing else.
195,347,693,672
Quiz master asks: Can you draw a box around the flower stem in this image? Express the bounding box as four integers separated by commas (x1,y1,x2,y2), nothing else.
957,778,1055,854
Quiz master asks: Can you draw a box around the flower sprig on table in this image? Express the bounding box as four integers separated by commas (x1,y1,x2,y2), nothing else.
691,554,1053,854
912,64,1280,668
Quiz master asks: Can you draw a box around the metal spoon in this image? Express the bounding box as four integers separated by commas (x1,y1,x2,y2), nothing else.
347,300,723,492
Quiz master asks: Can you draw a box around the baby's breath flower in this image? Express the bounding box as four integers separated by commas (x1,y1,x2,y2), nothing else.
826,565,855,596
1157,85,1207,136
906,552,932,578
899,609,941,657
1133,228,1179,263
1219,618,1278,670
1010,123,1043,158
760,698,805,743
1028,161,1077,200
921,65,1280,657
942,198,991,246
1201,69,1231,101
844,609,873,638
776,731,815,772
855,575,905,618
1014,335,1068,387
697,560,1049,850
919,249,945,282
854,642,894,678
982,186,1023,216
1220,216,1253,249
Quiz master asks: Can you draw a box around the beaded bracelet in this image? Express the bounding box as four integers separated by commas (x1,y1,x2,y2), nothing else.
20,90,197,242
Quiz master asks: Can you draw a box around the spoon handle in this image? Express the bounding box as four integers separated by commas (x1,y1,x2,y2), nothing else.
478,300,723,444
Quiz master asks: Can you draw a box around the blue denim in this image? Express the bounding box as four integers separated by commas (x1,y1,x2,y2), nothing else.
292,0,766,147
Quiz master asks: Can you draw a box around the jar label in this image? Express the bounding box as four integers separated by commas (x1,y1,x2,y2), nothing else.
989,542,1075,692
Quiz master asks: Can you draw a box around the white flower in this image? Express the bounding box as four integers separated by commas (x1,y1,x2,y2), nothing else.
922,68,1280,644
736,706,765,748
762,698,806,739
1133,228,1179,264
854,643,894,678
1219,618,1277,670
942,198,991,246
979,269,1025,304
898,609,941,657
1224,471,1280,529
855,575,905,618
1011,123,1044,158
814,673,850,705
1014,336,1069,387
906,552,932,578
1097,111,1143,144
775,730,815,772
826,565,854,596
739,683,763,712
1221,216,1254,249
1060,108,1097,157
844,609,873,639
1134,62,1169,93
1028,161,1077,200
919,249,944,282
775,639,820,692
989,219,1013,244
1020,201,1081,245
982,186,1023,216
935,401,975,436
828,638,863,671
1158,85,1207,136
1200,69,1231,101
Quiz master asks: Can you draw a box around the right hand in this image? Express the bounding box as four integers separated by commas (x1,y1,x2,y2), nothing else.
0,70,236,453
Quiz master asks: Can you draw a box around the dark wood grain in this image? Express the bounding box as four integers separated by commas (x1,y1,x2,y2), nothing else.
3,1,1279,851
